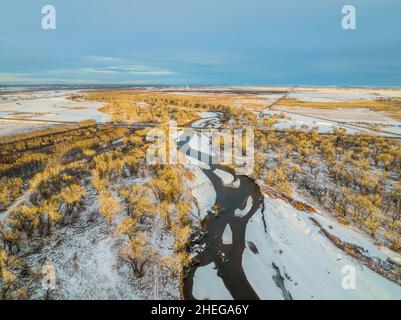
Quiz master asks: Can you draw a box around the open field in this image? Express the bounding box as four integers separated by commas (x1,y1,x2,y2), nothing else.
277,97,401,120
287,87,401,102
274,106,397,123
0,89,109,125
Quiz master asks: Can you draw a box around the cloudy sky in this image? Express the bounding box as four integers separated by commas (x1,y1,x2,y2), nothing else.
0,0,400,86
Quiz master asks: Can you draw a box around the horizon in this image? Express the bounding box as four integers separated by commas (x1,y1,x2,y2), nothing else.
1,83,401,90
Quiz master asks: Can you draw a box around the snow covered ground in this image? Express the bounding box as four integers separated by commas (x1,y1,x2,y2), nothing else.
234,196,253,218
3,87,401,300
27,213,138,300
189,165,217,220
265,110,362,134
185,110,401,300
23,183,181,300
0,89,110,137
0,94,108,122
222,224,233,245
192,263,233,300
255,87,401,136
213,169,235,186
287,87,401,102
0,121,60,137
274,107,400,124
191,112,221,128
188,191,401,300
242,197,401,299
263,109,401,136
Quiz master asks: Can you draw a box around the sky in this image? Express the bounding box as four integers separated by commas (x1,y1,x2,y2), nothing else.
0,0,400,86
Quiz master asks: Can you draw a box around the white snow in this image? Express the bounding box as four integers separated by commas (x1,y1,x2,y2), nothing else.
242,197,401,300
0,94,108,122
234,196,253,217
222,224,233,245
231,179,241,188
192,263,233,300
27,208,139,300
242,247,284,299
213,169,240,188
0,121,59,137
188,133,214,156
214,169,234,185
183,154,211,169
287,87,401,102
261,91,401,136
308,210,401,265
264,110,361,134
189,165,216,220
198,112,218,118
0,90,110,137
191,112,221,128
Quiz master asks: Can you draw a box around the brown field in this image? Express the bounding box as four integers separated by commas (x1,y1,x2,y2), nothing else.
81,89,266,125
276,98,401,121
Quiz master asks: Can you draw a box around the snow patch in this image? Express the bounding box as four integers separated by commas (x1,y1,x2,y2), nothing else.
222,224,233,245
234,196,253,217
192,263,233,300
189,165,216,220
214,169,234,185
188,133,215,156
243,197,401,299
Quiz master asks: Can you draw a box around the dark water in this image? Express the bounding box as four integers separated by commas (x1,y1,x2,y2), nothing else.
178,129,264,300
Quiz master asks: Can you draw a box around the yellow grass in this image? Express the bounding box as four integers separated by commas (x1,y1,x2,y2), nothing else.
84,89,265,108
81,89,265,124
277,98,401,121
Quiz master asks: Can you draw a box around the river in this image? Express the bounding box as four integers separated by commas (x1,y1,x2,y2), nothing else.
180,116,264,300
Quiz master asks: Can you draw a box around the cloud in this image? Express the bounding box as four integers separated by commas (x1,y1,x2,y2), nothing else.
0,73,34,82
0,72,90,84
0,56,177,83
47,56,176,76
49,65,175,76
83,55,123,64
0,72,172,84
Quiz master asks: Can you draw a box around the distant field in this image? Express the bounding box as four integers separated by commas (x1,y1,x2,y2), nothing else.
82,89,266,124
276,98,401,121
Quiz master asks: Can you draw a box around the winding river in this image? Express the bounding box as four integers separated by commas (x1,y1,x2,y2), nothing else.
180,116,265,300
